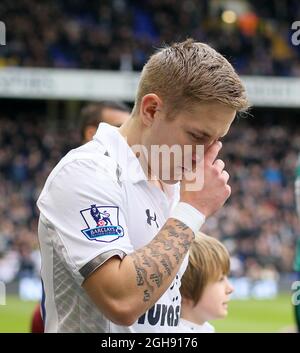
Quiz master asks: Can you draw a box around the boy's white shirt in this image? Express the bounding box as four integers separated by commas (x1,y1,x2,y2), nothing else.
177,318,215,333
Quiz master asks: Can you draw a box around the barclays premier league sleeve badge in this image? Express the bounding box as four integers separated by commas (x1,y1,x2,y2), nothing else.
80,205,124,243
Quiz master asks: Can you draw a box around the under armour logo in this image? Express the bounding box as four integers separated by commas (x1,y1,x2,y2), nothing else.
146,209,159,228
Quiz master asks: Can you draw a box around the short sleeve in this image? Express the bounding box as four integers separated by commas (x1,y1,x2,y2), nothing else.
37,158,134,284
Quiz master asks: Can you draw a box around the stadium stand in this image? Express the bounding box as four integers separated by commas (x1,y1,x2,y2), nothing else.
0,0,299,75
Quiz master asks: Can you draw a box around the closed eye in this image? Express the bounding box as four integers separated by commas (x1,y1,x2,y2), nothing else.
188,132,207,143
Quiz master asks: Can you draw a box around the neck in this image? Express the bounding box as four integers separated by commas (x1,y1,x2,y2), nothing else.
119,115,142,148
181,302,207,326
119,117,163,191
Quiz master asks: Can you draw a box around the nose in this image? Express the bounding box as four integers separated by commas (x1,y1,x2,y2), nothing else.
209,139,219,147
202,139,219,154
193,139,218,162
226,278,234,295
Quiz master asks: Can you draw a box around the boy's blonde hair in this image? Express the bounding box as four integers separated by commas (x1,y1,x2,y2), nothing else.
180,233,230,305
132,38,249,118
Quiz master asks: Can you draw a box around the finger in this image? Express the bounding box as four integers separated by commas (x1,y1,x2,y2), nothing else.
213,159,225,172
225,184,232,198
204,141,222,165
221,170,230,183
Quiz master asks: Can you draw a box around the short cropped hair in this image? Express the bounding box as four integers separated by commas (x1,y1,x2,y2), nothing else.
180,233,231,305
80,101,130,140
132,38,249,117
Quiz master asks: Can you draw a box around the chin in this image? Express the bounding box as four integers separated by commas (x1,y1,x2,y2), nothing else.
219,308,228,318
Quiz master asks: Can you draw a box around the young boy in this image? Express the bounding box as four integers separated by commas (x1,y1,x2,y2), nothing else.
178,233,234,333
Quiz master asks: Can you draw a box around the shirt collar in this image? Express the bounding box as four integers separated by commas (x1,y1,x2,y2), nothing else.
93,122,147,184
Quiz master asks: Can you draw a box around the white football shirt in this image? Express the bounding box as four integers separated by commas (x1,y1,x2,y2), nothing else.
37,123,189,332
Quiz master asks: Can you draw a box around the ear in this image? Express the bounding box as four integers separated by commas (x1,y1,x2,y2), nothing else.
140,94,163,127
85,126,97,142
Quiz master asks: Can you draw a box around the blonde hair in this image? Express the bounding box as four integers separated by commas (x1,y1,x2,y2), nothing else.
180,232,230,305
132,38,249,117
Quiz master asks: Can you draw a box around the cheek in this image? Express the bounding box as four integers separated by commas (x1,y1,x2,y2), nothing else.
204,285,224,303
148,128,163,146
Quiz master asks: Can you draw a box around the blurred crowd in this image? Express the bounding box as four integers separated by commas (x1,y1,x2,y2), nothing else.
0,0,300,76
0,113,300,284
0,116,80,283
203,119,300,280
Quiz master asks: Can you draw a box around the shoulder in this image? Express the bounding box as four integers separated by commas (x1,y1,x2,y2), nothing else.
176,319,194,333
47,142,120,187
37,142,122,207
177,319,215,333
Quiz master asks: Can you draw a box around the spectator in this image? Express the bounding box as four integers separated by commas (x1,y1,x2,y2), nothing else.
80,101,130,143
0,0,299,76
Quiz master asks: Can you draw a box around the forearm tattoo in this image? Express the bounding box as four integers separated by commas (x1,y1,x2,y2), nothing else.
130,219,194,303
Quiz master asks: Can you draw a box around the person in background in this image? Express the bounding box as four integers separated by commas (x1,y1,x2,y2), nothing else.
80,101,130,143
178,232,234,333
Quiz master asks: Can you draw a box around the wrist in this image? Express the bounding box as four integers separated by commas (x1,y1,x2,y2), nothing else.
169,202,206,234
